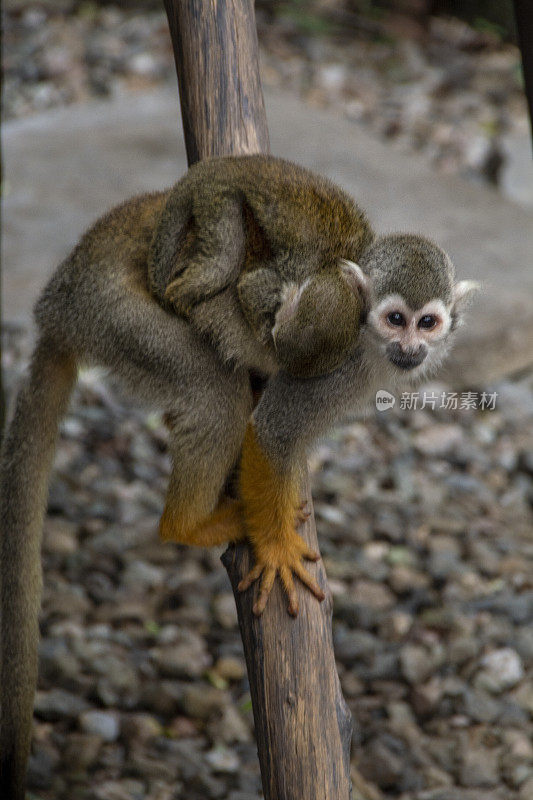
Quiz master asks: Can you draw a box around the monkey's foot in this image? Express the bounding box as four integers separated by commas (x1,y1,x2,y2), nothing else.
295,500,311,525
238,531,324,616
159,498,246,547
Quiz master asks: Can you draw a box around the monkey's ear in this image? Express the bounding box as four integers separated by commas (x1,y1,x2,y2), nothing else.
452,280,480,311
339,259,370,296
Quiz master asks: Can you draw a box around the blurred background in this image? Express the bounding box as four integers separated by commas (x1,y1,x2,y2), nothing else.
2,2,533,800
3,0,532,202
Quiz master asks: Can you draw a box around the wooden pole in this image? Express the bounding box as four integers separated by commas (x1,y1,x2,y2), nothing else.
162,2,353,798
223,481,354,800
163,0,270,164
513,0,533,146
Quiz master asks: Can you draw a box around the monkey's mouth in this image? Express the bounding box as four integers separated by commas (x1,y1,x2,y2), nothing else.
389,355,424,371
387,344,427,371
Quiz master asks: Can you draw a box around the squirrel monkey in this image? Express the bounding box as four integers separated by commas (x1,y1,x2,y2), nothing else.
0,155,477,798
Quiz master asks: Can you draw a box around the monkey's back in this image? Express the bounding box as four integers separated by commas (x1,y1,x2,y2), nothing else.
148,155,375,373
185,155,374,278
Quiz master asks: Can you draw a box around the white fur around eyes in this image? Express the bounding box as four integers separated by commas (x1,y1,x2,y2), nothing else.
372,294,410,318
368,295,452,341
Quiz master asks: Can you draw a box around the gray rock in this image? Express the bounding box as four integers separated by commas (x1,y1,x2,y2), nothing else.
27,744,59,790
515,628,533,662
91,779,146,800
512,681,533,715
351,579,396,609
414,424,464,456
126,751,177,781
358,736,404,789
139,680,184,716
79,710,120,742
213,592,239,629
448,635,479,665
388,564,430,594
400,644,441,685
460,747,500,788
227,793,261,800
213,655,246,683
333,629,380,662
39,637,80,681
120,713,162,743
411,677,443,717
34,689,90,721
89,653,140,704
180,685,229,721
464,688,502,724
478,648,525,693
356,651,401,682
520,776,533,800
122,559,164,588
62,734,102,771
208,705,251,745
205,745,241,773
150,630,211,678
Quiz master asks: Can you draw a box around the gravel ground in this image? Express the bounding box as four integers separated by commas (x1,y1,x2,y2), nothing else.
3,318,533,800
2,3,529,192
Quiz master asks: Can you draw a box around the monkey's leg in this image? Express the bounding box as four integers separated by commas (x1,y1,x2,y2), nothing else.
237,362,360,615
237,423,324,617
159,446,245,547
159,372,251,547
160,497,245,546
164,197,245,316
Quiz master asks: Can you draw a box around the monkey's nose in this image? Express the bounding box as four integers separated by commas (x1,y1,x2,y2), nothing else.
400,345,423,357
387,343,427,370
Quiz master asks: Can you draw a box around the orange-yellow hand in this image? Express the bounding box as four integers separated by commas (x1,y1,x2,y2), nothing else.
238,529,323,616
238,423,325,616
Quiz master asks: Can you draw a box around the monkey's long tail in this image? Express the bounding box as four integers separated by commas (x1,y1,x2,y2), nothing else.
0,340,77,800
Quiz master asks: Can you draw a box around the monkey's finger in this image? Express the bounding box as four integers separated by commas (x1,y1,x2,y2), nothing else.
295,508,311,525
238,563,264,592
302,546,321,562
280,565,299,617
293,562,326,601
164,279,181,303
253,567,276,616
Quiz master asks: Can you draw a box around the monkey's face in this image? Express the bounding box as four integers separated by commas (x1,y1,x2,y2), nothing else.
356,233,478,381
367,280,478,380
368,294,450,375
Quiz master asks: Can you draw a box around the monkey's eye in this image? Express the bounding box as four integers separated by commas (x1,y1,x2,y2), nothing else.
418,314,437,330
387,311,405,327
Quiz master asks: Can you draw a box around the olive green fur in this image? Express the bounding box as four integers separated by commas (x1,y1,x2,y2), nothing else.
272,271,363,378
359,233,455,309
148,154,374,377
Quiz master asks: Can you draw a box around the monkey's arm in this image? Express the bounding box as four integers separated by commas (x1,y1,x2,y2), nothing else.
162,196,246,316
238,359,359,615
237,266,282,344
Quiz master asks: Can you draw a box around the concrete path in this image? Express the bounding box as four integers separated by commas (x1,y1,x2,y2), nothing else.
3,87,533,385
